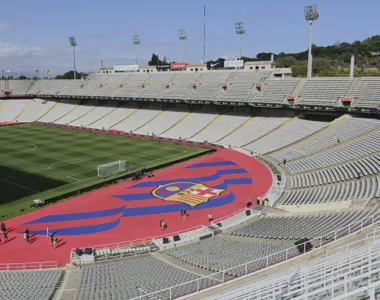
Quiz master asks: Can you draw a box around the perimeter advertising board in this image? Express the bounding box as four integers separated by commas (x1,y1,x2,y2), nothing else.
114,65,139,72
170,63,187,70
224,60,244,68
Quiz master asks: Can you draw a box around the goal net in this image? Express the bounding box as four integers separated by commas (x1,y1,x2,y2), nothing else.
97,160,127,179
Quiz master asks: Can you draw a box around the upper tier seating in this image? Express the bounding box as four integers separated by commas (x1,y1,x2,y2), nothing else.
115,73,150,98
59,80,82,96
159,72,201,100
270,116,380,162
73,255,216,300
40,80,69,95
95,74,130,98
253,79,300,104
296,78,353,106
245,118,328,154
0,269,63,300
75,74,110,97
232,205,379,240
353,77,380,108
137,72,175,99
26,80,50,94
218,71,270,103
4,80,34,95
186,72,232,102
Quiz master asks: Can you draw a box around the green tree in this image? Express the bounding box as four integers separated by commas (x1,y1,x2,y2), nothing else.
55,71,84,80
275,56,298,68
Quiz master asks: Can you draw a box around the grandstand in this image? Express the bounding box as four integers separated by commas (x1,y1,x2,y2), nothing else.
0,69,380,300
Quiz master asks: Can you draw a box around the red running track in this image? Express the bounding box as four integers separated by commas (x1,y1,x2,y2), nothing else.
0,149,272,267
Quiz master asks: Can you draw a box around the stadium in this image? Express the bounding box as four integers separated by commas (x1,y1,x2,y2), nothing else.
0,2,380,300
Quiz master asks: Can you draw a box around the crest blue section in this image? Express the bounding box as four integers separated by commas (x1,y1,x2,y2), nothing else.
185,161,237,169
129,168,247,189
22,160,254,236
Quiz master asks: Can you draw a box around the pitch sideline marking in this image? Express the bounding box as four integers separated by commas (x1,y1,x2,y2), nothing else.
1,179,39,193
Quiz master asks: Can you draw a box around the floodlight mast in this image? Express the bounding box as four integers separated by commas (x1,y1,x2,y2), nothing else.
132,35,141,65
235,22,245,60
305,5,319,78
178,29,187,63
69,36,77,80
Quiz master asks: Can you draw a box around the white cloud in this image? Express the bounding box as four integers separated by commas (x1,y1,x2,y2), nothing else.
0,43,46,58
0,22,10,32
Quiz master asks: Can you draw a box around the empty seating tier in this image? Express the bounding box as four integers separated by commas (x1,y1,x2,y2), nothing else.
0,269,63,300
73,255,216,300
281,176,379,205
353,77,380,108
296,78,353,106
245,118,328,154
166,236,297,276
270,116,380,162
285,130,380,174
253,79,300,104
232,205,379,240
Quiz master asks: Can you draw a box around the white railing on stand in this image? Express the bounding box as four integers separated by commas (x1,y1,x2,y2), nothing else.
0,261,58,271
128,213,380,300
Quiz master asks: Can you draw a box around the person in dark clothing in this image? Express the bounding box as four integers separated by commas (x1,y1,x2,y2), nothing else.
247,198,252,207
50,233,55,247
3,231,8,242
0,222,6,235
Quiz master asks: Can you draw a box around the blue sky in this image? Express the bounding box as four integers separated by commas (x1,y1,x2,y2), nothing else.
1,0,380,75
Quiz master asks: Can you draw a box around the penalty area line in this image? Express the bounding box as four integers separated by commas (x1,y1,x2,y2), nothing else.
1,178,39,193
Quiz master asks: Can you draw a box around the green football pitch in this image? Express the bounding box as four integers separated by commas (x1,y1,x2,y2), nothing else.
0,124,208,219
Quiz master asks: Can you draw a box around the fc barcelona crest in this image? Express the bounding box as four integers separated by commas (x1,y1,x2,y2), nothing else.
152,182,225,207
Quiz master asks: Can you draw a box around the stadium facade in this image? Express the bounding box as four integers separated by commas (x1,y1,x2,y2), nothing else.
0,66,379,299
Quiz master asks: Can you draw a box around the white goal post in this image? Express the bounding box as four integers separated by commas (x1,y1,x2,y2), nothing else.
97,160,127,179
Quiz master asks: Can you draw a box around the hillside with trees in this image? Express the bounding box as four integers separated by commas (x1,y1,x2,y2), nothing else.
208,35,380,77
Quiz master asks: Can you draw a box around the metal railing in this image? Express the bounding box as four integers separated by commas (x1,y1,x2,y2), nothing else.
205,226,380,300
70,207,258,262
128,213,380,300
0,261,58,271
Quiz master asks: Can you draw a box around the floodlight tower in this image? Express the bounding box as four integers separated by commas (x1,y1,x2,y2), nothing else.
68,36,77,80
235,22,245,60
132,34,141,65
304,5,319,78
178,29,187,62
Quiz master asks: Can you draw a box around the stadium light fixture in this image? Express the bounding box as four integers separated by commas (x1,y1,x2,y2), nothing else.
68,36,78,80
235,22,245,60
132,34,141,65
305,5,319,78
178,29,187,63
